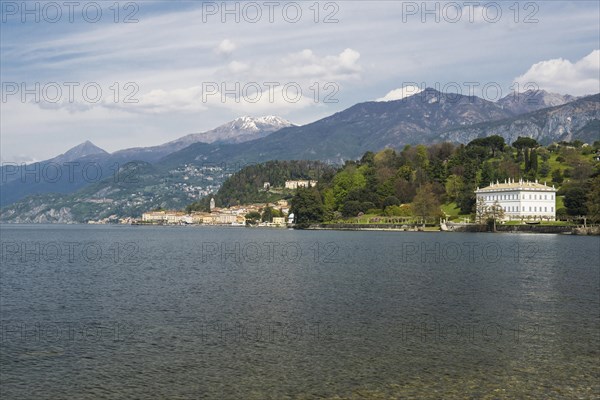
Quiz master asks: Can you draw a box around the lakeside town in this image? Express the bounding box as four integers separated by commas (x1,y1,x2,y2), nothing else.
91,180,318,227
88,174,599,235
62,135,599,235
137,198,292,227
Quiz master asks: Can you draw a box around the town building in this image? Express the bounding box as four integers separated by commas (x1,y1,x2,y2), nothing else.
284,180,318,189
141,211,193,224
475,179,557,221
216,213,237,224
165,212,188,224
272,217,286,226
142,211,166,222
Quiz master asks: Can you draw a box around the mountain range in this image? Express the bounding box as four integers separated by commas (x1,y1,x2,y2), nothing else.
1,88,598,220
0,116,293,206
110,116,293,163
159,89,597,166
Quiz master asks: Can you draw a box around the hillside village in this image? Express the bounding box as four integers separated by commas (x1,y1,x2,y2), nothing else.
118,179,317,226
136,198,292,227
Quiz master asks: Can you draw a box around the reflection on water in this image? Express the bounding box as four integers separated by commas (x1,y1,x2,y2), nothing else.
1,225,599,399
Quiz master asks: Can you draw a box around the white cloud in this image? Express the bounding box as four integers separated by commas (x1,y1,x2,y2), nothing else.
376,85,423,102
215,39,237,56
3,1,599,161
514,50,600,96
114,83,314,116
228,61,250,74
281,48,361,81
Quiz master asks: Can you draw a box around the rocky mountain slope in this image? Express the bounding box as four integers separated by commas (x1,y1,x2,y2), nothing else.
111,116,293,163
160,90,599,167
1,116,292,206
440,94,599,145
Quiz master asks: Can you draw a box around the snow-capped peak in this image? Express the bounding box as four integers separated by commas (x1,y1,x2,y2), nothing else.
170,116,294,146
230,115,293,132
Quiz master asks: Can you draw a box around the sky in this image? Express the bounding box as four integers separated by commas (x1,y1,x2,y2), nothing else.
1,0,599,162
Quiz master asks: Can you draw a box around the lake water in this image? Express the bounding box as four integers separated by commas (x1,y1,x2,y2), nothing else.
1,225,599,399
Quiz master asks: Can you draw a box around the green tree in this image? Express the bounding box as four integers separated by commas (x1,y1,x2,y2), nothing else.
480,162,495,186
382,195,401,208
467,135,505,157
585,176,600,223
538,147,550,162
411,183,441,220
245,211,261,225
427,158,447,184
524,148,531,171
457,186,476,215
290,188,324,224
571,161,593,181
342,200,362,218
486,200,505,232
396,165,414,181
415,145,430,169
563,186,588,216
551,169,564,184
394,179,417,203
373,148,399,169
445,175,464,202
512,136,539,149
539,161,550,177
529,149,538,173
384,204,413,217
331,166,366,209
261,206,274,222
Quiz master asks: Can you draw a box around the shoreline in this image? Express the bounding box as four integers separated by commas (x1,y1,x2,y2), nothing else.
1,222,598,235
306,223,599,235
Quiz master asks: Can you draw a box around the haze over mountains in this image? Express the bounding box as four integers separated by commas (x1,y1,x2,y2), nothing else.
0,116,294,206
111,116,294,163
495,89,577,114
1,88,598,215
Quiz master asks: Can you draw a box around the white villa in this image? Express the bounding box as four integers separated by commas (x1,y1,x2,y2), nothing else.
285,180,318,189
475,179,557,221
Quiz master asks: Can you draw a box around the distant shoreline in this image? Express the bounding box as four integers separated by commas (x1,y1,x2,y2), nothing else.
306,223,599,235
1,222,598,235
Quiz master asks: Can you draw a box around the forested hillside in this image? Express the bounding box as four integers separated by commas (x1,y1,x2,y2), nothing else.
197,138,600,225
186,160,337,211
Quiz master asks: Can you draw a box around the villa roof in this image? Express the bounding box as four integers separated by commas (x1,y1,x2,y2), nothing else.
475,179,556,193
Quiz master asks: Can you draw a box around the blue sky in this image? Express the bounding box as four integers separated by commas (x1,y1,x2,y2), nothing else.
1,1,599,162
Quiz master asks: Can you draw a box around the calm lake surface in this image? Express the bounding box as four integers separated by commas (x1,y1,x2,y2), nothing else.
1,225,599,399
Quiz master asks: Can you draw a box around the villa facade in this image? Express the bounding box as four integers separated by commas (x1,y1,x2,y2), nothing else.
284,180,318,189
475,179,557,221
